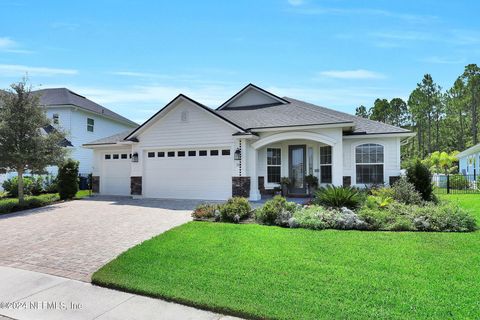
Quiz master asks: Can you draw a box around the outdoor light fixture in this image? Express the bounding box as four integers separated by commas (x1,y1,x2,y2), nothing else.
234,148,241,161
132,152,139,162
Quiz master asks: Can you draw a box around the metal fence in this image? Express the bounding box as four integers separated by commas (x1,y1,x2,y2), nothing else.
432,174,479,194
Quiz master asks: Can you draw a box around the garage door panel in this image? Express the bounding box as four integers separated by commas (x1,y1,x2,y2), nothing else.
144,150,232,200
101,156,131,196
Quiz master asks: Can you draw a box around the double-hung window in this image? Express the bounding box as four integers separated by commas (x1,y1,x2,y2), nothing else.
267,148,281,183
355,143,384,184
320,146,332,183
87,118,94,132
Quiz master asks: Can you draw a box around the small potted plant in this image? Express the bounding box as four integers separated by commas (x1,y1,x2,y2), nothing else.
273,186,282,196
305,174,319,196
280,177,291,197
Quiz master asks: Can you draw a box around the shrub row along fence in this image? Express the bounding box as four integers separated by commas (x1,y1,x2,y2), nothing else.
432,174,479,194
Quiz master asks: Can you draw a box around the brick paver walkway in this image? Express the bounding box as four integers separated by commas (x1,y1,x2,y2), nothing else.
0,197,197,282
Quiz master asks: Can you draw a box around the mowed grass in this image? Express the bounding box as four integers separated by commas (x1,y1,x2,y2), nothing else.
92,195,480,320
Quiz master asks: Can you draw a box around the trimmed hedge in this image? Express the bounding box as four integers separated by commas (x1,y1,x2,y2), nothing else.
0,194,60,215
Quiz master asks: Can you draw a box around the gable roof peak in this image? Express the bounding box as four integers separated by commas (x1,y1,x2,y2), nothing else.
217,83,289,110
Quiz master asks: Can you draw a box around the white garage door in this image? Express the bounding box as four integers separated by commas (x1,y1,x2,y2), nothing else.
101,152,131,196
144,148,232,200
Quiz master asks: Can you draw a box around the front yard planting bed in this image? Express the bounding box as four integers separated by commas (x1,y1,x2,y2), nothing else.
93,195,480,319
0,190,91,215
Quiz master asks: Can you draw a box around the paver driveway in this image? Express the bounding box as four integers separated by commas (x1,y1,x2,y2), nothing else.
0,196,197,282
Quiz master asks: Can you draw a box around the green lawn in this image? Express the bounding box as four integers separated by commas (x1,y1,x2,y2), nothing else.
92,195,480,319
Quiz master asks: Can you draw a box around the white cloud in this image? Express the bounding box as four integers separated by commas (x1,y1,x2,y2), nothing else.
0,37,32,53
0,37,16,48
0,64,78,77
318,69,385,80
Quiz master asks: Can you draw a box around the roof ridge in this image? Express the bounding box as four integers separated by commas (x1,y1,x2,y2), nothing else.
284,96,409,132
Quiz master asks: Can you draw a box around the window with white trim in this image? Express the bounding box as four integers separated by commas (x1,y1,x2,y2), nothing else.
87,118,94,132
267,148,281,183
320,146,332,183
355,143,384,184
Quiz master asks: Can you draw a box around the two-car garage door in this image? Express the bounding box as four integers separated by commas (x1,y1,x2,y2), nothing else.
143,148,233,200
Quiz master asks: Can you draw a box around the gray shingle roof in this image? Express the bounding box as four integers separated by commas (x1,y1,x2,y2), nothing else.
216,97,411,135
33,88,137,127
83,129,135,145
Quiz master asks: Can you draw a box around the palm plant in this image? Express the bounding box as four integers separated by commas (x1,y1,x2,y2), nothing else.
313,185,362,209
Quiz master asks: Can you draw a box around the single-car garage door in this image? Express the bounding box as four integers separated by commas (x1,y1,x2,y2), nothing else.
101,152,131,196
144,148,232,200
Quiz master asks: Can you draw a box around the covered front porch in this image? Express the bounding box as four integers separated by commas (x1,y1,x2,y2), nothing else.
239,131,344,201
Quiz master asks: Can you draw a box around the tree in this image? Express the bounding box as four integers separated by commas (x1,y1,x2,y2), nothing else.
389,98,409,127
369,98,390,123
460,64,480,145
422,151,459,174
0,80,67,203
355,105,369,118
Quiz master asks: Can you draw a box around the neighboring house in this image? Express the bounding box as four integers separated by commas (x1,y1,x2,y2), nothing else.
37,88,137,174
0,88,137,191
84,84,414,200
458,143,480,177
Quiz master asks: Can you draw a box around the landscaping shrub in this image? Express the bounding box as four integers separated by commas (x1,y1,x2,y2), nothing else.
391,177,423,205
57,159,79,200
43,175,58,194
219,197,252,222
0,193,60,214
406,160,434,201
192,203,219,219
2,176,33,197
411,203,476,232
358,202,477,232
292,206,327,230
449,175,470,190
314,185,363,209
30,176,44,196
255,196,297,226
292,205,367,230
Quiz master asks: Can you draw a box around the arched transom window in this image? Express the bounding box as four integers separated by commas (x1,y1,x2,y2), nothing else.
355,143,384,184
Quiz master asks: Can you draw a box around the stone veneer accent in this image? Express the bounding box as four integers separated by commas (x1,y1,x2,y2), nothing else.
131,176,142,195
232,177,251,198
343,176,352,187
389,176,400,186
92,176,100,193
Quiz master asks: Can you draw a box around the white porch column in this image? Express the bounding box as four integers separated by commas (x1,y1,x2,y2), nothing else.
248,146,261,201
332,141,343,186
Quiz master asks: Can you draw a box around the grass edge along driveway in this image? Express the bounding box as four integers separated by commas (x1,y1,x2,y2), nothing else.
92,194,480,320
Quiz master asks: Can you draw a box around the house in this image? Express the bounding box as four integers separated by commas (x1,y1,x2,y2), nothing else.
458,143,480,177
83,84,414,200
0,88,137,191
35,88,138,174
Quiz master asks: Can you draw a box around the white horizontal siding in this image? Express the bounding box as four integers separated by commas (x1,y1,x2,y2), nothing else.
69,109,136,174
138,100,237,148
343,137,400,185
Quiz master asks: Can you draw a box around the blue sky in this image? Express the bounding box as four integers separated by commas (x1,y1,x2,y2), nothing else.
0,0,479,123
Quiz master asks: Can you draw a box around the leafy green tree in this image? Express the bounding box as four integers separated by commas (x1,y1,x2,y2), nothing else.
355,105,369,118
0,80,67,203
389,98,409,127
460,64,480,145
422,151,459,174
369,98,390,124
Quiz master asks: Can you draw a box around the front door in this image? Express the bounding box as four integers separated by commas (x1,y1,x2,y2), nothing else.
289,145,306,194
